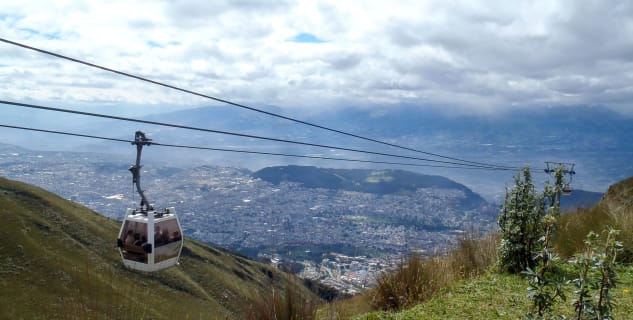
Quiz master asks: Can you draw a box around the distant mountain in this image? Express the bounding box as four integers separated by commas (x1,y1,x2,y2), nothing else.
306,105,632,147
131,104,633,153
128,105,632,197
0,176,321,319
2,104,630,198
253,165,487,210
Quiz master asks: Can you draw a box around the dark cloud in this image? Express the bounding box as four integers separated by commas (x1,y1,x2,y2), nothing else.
373,1,633,112
323,53,362,70
163,0,290,28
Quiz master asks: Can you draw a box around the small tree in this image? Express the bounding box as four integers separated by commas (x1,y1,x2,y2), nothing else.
572,228,623,320
498,167,546,273
524,166,568,318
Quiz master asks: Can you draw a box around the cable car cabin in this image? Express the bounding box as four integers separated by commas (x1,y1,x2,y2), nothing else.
117,207,183,272
562,184,572,196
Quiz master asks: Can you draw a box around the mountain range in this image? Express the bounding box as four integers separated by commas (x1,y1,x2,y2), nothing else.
2,104,628,200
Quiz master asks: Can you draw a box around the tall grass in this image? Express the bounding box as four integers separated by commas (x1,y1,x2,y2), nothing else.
370,232,498,311
556,201,633,262
317,294,374,320
246,275,318,320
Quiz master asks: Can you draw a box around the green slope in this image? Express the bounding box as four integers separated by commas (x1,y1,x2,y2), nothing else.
356,269,633,319
353,176,633,319
0,176,316,319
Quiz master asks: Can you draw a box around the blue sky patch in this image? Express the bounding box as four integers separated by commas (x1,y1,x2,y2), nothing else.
148,40,180,48
19,28,61,40
148,40,164,48
288,32,326,43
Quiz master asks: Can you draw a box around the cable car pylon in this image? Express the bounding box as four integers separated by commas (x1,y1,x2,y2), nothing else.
117,131,183,272
544,161,576,196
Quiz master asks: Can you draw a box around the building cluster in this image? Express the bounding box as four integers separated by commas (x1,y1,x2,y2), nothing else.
0,148,497,292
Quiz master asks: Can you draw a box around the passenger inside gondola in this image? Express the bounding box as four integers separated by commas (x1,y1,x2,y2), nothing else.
169,230,181,242
119,220,149,263
124,230,135,245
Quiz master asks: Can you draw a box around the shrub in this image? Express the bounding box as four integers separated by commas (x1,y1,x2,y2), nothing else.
571,228,623,320
497,167,546,273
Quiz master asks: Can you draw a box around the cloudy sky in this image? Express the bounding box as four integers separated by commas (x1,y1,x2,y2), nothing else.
1,0,633,115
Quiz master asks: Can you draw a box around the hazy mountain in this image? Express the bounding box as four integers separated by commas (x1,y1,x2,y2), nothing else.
253,165,487,210
560,189,604,212
1,104,631,199
131,104,631,199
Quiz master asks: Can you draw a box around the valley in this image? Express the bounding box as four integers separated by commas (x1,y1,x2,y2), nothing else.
0,143,603,293
0,144,500,292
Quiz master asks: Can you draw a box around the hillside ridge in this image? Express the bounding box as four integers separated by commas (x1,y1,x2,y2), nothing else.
253,165,487,209
0,176,318,319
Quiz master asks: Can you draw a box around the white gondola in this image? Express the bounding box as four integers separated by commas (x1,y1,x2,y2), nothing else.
116,131,183,272
117,207,183,272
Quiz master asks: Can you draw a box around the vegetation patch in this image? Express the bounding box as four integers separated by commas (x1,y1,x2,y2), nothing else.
345,170,633,319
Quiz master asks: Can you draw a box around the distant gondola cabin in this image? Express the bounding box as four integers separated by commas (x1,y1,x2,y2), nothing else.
117,207,183,272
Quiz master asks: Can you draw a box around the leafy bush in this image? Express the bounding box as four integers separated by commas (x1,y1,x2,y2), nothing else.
571,228,623,320
497,167,546,273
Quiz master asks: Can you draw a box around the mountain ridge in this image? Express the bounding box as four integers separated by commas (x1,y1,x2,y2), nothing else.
2,104,630,197
253,165,487,210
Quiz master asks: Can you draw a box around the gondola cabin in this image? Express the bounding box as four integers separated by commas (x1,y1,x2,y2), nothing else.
117,207,183,272
562,184,572,196
117,131,183,272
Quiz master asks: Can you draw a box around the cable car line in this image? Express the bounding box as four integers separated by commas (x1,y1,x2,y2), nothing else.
0,99,518,170
153,142,511,171
0,123,515,171
0,123,130,143
0,37,513,170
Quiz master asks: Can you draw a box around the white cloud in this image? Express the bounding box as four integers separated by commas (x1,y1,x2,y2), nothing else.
1,0,633,114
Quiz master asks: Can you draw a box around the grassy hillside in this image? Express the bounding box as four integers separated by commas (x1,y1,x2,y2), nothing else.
354,268,633,319
0,176,318,319
346,176,633,319
556,176,633,260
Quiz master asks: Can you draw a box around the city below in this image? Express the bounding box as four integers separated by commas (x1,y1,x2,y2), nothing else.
0,144,498,293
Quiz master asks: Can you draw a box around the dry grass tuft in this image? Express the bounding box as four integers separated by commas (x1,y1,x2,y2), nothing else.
370,232,498,311
556,200,633,262
246,275,318,320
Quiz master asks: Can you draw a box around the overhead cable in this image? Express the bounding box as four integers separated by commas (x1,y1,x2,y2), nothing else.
0,99,518,170
0,37,515,170
0,124,514,171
